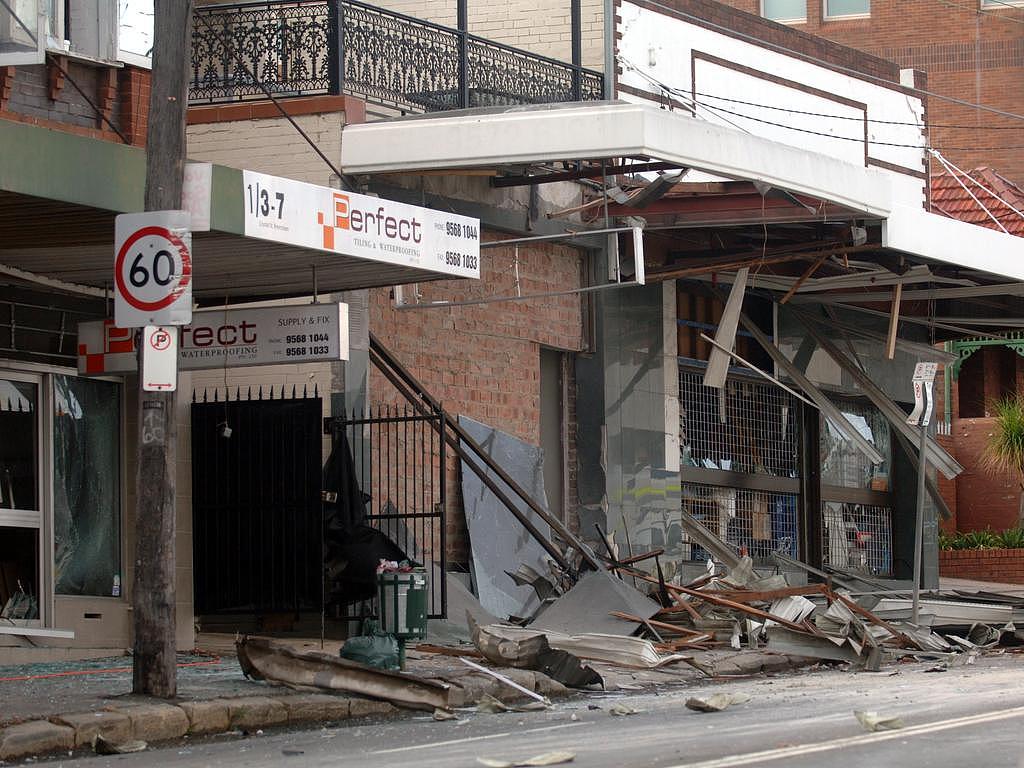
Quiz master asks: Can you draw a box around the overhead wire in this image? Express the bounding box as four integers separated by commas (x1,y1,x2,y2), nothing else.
692,90,1024,131
631,0,1024,125
931,150,1009,232
619,57,1024,151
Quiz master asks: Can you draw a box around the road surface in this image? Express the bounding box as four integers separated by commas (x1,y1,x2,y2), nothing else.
41,653,1024,768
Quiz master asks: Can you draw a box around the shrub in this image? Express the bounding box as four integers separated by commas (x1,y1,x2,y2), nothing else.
938,527,1024,550
997,526,1024,549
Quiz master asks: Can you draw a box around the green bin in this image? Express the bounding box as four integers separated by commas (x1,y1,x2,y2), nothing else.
377,569,428,665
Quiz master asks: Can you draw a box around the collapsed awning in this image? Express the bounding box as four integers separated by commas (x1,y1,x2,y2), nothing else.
340,101,1024,284
0,118,477,300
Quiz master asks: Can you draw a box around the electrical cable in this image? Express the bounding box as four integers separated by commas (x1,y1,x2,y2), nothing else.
692,90,1024,131
622,55,1024,150
931,150,1009,232
630,0,1024,125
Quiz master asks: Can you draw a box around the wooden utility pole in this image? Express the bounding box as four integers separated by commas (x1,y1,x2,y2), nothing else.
133,0,194,698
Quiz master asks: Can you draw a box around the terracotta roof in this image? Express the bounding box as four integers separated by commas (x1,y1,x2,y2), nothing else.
930,167,1024,237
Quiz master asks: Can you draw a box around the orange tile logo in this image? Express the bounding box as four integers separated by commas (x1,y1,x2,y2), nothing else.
317,192,351,249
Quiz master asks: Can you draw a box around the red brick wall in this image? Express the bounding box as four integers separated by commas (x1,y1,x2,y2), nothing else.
939,548,1024,584
936,432,958,534
370,232,586,562
948,417,1022,532
0,62,151,146
711,0,1024,184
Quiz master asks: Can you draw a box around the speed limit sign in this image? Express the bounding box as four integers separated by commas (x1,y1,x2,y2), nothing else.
114,210,193,327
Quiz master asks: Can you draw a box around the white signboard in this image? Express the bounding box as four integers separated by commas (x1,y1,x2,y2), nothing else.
114,211,193,327
182,162,213,232
78,303,348,376
907,362,938,426
141,326,177,392
241,170,480,279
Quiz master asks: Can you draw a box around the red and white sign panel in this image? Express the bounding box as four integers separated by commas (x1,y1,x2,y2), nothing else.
78,303,349,376
141,325,178,392
114,211,193,327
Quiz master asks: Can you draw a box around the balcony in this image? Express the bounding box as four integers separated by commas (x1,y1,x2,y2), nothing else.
190,0,605,113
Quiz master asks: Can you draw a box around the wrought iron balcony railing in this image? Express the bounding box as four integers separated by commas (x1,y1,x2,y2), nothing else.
190,0,605,112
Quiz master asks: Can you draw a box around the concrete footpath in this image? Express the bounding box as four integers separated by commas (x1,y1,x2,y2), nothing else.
0,638,809,763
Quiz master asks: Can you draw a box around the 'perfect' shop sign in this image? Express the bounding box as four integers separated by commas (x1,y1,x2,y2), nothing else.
78,303,348,376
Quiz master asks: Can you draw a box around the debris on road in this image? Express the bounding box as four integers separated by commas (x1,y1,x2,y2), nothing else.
477,750,576,767
458,656,552,706
236,637,450,711
685,692,752,713
608,703,643,717
476,693,549,714
93,736,147,755
854,710,905,732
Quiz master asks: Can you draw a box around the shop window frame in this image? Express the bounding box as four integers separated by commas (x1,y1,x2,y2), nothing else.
0,360,126,629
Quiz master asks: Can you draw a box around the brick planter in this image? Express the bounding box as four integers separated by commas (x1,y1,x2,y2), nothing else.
938,548,1024,584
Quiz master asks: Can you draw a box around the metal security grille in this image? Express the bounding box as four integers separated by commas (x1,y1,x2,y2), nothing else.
681,483,799,565
191,386,323,617
821,502,893,577
820,399,891,490
324,404,446,619
679,369,800,477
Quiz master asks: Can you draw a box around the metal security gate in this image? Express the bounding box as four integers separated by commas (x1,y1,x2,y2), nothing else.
192,386,322,617
323,404,446,619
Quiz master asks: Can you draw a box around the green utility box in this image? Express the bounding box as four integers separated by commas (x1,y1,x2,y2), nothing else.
377,569,428,666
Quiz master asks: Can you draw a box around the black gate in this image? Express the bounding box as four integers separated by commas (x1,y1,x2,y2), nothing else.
323,404,447,619
192,386,322,617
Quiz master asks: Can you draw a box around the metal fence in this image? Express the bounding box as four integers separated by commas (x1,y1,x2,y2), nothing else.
323,404,447,619
190,0,604,112
679,368,800,478
821,502,893,577
681,484,799,565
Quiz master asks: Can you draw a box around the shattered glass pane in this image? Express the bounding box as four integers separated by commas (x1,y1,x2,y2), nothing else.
820,399,891,490
53,375,121,596
0,378,37,511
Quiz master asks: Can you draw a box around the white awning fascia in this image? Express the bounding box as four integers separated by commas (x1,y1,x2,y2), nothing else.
341,102,894,218
883,205,1024,283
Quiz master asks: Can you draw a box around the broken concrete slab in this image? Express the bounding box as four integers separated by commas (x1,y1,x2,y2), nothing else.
50,710,132,748
237,636,450,711
854,710,904,732
92,735,147,755
0,720,74,761
460,415,555,620
470,618,602,688
532,570,661,637
685,692,752,713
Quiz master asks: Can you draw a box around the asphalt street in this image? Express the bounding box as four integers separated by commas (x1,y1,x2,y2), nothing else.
39,653,1024,768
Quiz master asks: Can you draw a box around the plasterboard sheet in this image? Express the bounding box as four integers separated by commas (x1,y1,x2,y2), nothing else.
459,415,553,620
531,569,662,637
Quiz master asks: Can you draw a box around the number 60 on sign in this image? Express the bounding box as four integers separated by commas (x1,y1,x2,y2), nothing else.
114,210,193,328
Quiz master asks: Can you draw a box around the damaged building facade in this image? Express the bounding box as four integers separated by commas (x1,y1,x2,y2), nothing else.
5,0,1024,664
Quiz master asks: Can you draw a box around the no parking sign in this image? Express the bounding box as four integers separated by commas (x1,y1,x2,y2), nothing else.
114,211,193,327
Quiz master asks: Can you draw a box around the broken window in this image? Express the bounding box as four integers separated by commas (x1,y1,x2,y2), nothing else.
53,375,121,597
0,526,40,619
0,378,38,511
820,400,890,491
